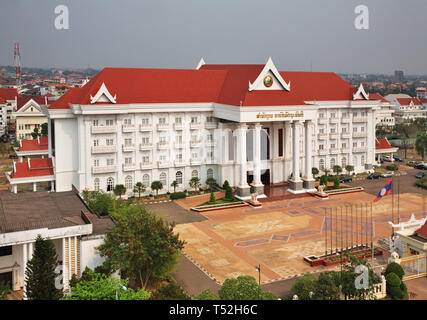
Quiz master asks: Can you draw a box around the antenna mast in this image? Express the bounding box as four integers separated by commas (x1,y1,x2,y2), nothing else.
14,42,22,88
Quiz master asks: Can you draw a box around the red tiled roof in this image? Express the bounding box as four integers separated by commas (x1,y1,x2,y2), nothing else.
17,95,48,110
49,65,377,109
396,98,422,106
415,221,427,238
0,88,18,101
11,158,54,179
18,137,49,152
376,138,393,150
370,93,388,103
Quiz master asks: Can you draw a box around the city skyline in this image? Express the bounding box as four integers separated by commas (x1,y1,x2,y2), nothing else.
1,0,427,74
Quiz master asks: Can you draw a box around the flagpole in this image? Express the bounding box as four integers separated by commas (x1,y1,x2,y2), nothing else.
371,202,374,270
398,174,401,224
391,176,394,238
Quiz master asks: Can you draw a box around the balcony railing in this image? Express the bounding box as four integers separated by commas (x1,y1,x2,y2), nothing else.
318,149,328,155
174,160,186,167
353,132,368,138
140,162,154,170
157,160,170,168
122,144,136,152
330,118,339,124
353,147,368,153
174,123,184,130
330,133,340,139
190,122,201,130
353,117,368,123
341,117,351,123
91,145,116,154
318,118,328,124
341,132,351,138
122,125,136,133
329,148,339,154
92,165,117,174
318,133,328,139
122,163,137,172
341,148,351,153
91,125,116,134
157,123,169,130
157,141,169,149
205,122,217,129
190,139,201,148
139,123,153,131
139,143,153,150
190,159,201,165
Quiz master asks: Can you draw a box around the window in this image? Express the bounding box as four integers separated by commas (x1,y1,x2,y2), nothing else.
159,117,166,125
176,153,183,161
142,137,150,145
142,174,150,187
0,246,12,256
107,177,114,192
106,139,114,146
106,119,114,126
319,144,324,150
330,128,336,134
123,119,132,125
361,155,365,166
159,136,167,143
175,117,182,124
107,159,114,166
192,152,198,159
159,172,167,186
278,128,283,157
124,138,132,146
319,113,324,118
192,170,199,178
342,112,348,118
207,168,214,179
361,126,365,132
207,151,213,159
191,116,198,123
25,124,31,130
206,116,214,123
353,127,358,132
125,176,133,190
331,143,336,149
93,120,99,126
93,159,99,167
342,127,347,133
319,159,325,170
94,178,100,191
159,155,167,161
93,140,99,147
331,112,336,118
319,128,324,134
142,155,150,163
125,157,132,165
342,143,347,149
342,157,347,168
330,158,335,168
353,142,357,148
141,118,150,125
176,171,183,184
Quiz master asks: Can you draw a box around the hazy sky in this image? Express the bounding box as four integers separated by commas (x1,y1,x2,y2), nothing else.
1,0,426,74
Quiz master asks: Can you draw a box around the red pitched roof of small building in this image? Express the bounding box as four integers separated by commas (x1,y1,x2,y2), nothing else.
0,88,18,101
376,138,393,150
18,137,49,152
11,158,54,179
49,65,378,109
396,98,422,106
17,95,48,110
415,221,427,238
370,93,388,103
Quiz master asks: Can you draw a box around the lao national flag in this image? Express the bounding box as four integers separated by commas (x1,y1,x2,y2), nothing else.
374,178,392,202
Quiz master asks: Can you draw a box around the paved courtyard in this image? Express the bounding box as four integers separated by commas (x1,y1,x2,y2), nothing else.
173,191,427,285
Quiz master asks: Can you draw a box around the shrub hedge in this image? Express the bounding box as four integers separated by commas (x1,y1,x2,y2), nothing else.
170,192,187,200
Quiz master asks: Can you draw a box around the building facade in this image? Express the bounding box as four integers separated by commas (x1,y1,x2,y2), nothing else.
14,97,48,140
42,59,382,198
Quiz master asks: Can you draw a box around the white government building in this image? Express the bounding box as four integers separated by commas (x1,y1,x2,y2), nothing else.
37,58,382,198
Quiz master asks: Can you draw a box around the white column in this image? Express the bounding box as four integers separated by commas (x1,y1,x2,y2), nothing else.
252,123,262,185
238,123,249,187
12,184,17,194
48,117,52,158
51,181,55,192
32,182,37,192
292,121,302,182
304,120,314,180
28,242,33,260
22,243,27,297
283,121,292,181
62,237,68,292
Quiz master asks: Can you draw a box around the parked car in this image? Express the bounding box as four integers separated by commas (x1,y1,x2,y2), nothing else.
415,164,427,170
367,173,381,180
340,176,352,183
407,161,417,167
381,171,394,178
393,155,403,162
8,154,17,159
415,172,425,179
382,156,393,162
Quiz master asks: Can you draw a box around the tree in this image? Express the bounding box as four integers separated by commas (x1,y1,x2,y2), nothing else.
171,180,178,193
333,176,340,189
0,143,8,158
25,235,63,300
385,262,405,280
223,180,230,190
189,177,201,192
209,192,216,204
196,289,219,300
151,180,163,196
206,178,217,192
322,168,330,176
218,275,277,300
312,167,319,179
319,175,328,190
31,127,41,139
63,271,150,300
415,133,427,162
312,272,340,300
85,191,114,216
133,182,146,199
386,272,403,299
0,281,9,300
97,205,185,289
41,123,48,137
291,273,316,300
113,184,126,199
333,165,342,176
345,165,354,176
224,184,234,201
149,280,190,300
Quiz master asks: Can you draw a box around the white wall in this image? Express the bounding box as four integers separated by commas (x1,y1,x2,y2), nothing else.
80,236,106,272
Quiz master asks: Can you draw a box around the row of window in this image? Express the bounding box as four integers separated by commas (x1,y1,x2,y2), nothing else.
317,126,366,134
318,155,365,170
93,116,216,127
318,141,366,150
18,124,41,130
318,111,368,119
95,169,215,192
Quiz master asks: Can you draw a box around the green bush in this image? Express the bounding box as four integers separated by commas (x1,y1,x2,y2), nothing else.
149,280,190,300
224,185,234,201
386,272,403,299
333,176,340,189
209,192,216,203
196,289,219,300
416,176,427,190
386,163,399,171
319,175,328,190
170,192,187,200
385,262,405,280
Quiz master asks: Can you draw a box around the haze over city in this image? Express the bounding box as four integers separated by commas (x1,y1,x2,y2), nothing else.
1,0,427,74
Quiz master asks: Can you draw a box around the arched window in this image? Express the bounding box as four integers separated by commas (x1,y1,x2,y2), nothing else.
125,176,133,190
361,155,365,167
159,172,167,186
341,157,347,168
191,170,198,179
94,178,100,192
353,156,358,168
142,174,150,188
207,168,214,179
319,159,325,171
107,177,114,192
330,158,335,169
176,171,183,184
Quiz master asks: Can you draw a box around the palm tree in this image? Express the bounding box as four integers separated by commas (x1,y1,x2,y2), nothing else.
312,167,319,179
189,177,201,192
151,181,163,197
415,133,427,162
171,180,178,193
133,182,146,199
345,165,354,176
333,165,342,176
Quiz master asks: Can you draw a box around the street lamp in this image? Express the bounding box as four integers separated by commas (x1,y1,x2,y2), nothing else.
255,265,261,286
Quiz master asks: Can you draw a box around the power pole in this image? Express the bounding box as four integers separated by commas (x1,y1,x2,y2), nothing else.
14,42,21,88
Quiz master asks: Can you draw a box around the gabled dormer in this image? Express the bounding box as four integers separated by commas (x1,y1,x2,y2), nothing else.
90,82,117,104
196,58,206,70
353,84,369,100
248,57,291,92
17,99,43,114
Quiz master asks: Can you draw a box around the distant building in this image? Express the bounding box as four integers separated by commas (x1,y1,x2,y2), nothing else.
372,93,395,127
14,96,49,140
394,70,404,83
389,97,426,123
0,88,18,136
416,87,426,99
